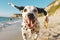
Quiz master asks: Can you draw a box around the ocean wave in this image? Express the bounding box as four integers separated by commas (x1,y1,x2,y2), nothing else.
0,19,22,31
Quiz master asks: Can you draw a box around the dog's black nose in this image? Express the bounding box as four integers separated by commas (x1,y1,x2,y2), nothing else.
28,13,35,20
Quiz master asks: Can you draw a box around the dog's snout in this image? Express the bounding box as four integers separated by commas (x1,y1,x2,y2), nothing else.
28,13,35,20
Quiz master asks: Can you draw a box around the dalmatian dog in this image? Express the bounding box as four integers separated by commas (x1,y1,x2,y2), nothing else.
8,3,48,40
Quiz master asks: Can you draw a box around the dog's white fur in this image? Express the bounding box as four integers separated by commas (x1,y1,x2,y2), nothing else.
8,3,48,40
21,6,40,40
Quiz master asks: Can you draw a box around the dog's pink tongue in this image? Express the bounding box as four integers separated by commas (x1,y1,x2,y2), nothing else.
25,18,35,28
28,20,34,28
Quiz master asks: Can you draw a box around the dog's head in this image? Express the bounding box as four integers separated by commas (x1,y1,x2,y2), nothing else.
8,3,47,28
21,6,39,28
21,6,38,20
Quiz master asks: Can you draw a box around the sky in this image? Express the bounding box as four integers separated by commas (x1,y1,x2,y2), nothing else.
0,0,54,17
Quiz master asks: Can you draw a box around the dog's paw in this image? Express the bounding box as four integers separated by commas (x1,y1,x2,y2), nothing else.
8,3,14,7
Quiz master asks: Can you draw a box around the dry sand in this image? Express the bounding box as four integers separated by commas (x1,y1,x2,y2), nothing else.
37,16,60,40
0,16,60,40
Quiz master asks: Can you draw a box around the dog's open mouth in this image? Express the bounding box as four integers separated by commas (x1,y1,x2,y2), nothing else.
25,18,35,28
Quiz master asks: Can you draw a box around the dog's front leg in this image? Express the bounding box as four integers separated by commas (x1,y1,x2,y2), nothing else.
21,28,27,40
34,31,39,40
22,33,27,40
28,29,32,38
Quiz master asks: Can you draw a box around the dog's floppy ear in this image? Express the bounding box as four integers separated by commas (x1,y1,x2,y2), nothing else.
8,3,24,11
14,6,24,11
37,8,47,16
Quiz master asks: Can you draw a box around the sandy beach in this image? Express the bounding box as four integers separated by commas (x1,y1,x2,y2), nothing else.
0,16,60,40
0,21,23,40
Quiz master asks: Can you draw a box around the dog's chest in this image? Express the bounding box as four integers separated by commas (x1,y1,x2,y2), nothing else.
25,24,39,33
22,21,40,39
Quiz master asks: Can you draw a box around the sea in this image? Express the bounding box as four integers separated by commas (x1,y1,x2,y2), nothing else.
0,17,20,22
0,17,22,31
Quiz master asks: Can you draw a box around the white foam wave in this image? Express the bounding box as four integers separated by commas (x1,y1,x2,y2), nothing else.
0,19,22,31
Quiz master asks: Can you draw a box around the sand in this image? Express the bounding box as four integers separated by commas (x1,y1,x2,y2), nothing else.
0,16,60,40
0,22,23,40
37,16,60,40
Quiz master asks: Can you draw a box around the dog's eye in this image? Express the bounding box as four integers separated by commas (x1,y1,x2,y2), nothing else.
24,9,27,12
33,9,37,12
